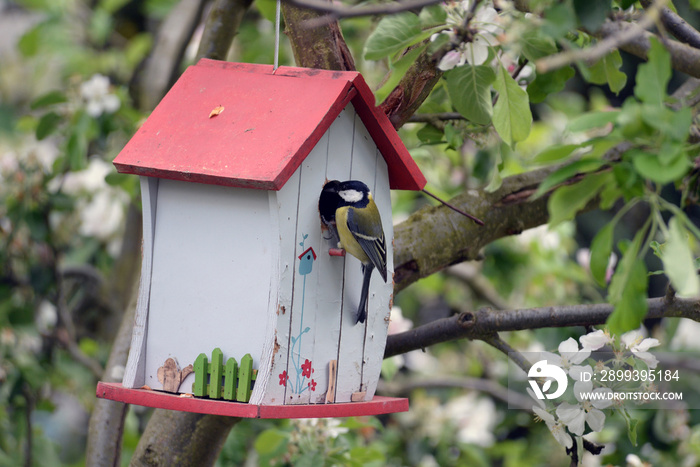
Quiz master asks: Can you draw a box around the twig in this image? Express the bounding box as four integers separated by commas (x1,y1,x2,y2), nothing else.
384,296,700,358
422,188,485,225
480,333,531,374
408,112,466,123
536,0,665,73
447,263,511,310
285,0,444,21
378,375,535,411
641,0,700,48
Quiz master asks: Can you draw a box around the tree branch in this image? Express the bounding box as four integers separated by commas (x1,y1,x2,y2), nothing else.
384,296,700,358
393,166,556,292
380,46,443,129
133,0,208,111
195,0,255,62
641,0,700,48
284,0,443,20
282,2,355,70
535,3,662,74
130,410,241,466
378,376,534,411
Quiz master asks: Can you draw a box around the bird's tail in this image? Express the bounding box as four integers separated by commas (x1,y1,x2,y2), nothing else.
356,264,374,324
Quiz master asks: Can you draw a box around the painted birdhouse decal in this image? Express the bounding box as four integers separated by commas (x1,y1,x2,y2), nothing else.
100,59,425,416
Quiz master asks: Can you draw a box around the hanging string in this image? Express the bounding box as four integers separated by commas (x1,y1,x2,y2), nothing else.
273,0,281,71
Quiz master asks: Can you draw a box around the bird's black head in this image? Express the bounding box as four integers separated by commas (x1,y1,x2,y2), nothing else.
337,180,370,207
319,180,342,225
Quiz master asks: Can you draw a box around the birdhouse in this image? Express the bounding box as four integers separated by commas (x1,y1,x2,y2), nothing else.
97,59,426,418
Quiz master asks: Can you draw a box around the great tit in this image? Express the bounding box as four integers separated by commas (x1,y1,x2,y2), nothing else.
319,180,387,324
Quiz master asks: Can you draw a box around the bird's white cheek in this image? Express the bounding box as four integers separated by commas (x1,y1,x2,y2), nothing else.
338,189,363,203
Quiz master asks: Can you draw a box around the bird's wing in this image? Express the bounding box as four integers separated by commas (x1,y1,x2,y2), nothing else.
346,207,388,282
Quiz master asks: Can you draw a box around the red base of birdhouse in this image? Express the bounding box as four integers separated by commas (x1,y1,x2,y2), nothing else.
96,382,408,419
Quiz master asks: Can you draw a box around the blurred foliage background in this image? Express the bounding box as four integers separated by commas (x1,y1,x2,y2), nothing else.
2,0,700,465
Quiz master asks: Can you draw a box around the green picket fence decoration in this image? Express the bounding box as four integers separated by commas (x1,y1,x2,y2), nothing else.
192,348,257,402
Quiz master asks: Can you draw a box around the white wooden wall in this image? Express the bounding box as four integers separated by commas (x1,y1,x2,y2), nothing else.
124,178,273,391
250,103,393,405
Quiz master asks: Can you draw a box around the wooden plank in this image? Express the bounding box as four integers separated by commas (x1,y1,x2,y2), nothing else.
237,354,253,402
325,360,337,404
224,357,237,401
97,382,408,419
122,176,158,388
316,106,356,403
250,170,301,405
360,148,394,402
334,110,385,403
283,134,330,405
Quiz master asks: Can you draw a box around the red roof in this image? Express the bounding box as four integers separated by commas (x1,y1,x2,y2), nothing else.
113,59,425,191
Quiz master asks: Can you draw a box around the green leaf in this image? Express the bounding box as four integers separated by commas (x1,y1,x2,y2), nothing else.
634,37,671,106
626,412,639,446
640,105,692,143
527,66,575,103
532,158,603,199
662,216,700,296
590,222,615,287
628,148,690,184
445,65,495,125
363,13,422,60
609,232,645,304
31,91,68,110
547,172,611,227
493,65,532,147
567,110,620,132
419,4,447,27
444,122,463,150
18,24,42,57
574,0,610,31
607,258,648,336
254,429,289,455
581,50,627,94
36,112,62,140
375,44,426,102
542,2,577,40
520,30,558,62
255,0,277,22
416,124,444,144
531,143,581,164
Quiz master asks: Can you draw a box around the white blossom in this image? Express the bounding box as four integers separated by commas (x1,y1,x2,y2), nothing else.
446,394,499,447
533,406,573,448
556,380,612,436
80,74,120,117
541,337,590,378
621,329,660,369
35,300,57,333
436,0,503,70
580,329,613,351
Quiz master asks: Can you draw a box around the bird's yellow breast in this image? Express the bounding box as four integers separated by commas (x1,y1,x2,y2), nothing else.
335,206,370,264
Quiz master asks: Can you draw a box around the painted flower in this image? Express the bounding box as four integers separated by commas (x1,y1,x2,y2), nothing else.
621,329,660,368
555,380,612,436
279,370,288,386
301,359,313,378
580,329,613,351
308,379,317,391
533,406,573,448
